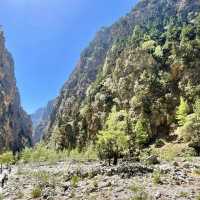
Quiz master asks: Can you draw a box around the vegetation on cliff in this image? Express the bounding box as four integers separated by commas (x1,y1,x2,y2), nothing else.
41,0,200,164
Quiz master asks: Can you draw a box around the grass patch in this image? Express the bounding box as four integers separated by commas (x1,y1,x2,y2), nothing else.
152,170,162,185
152,143,186,161
192,167,200,176
0,151,15,165
71,175,80,188
31,185,42,198
130,182,151,200
196,194,200,200
179,191,188,198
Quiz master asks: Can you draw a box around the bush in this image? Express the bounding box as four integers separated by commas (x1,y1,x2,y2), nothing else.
69,145,97,161
135,117,150,147
152,143,186,161
130,183,151,200
31,185,42,198
0,151,14,164
152,171,162,184
20,143,68,164
176,114,195,142
71,175,79,188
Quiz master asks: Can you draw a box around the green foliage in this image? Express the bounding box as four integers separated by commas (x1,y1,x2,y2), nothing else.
31,185,42,198
71,175,80,188
152,171,162,184
97,107,129,164
68,145,98,161
0,193,3,200
131,25,144,45
135,117,150,147
20,143,97,164
176,114,195,142
176,97,190,126
0,151,14,164
141,40,156,53
154,45,163,58
179,191,188,198
181,25,196,42
176,98,200,154
32,170,50,185
130,183,151,200
20,143,68,164
152,143,186,161
194,98,200,119
196,194,200,200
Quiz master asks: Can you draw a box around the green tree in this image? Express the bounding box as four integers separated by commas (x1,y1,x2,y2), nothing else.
96,107,129,165
131,25,144,45
135,117,150,147
194,98,200,119
176,97,190,126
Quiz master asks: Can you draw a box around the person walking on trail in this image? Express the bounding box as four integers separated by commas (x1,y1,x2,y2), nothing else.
0,169,9,188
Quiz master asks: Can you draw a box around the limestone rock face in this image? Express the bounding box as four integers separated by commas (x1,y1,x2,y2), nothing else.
31,100,55,144
0,30,32,152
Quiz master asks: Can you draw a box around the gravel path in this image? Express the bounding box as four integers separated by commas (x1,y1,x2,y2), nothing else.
1,158,200,200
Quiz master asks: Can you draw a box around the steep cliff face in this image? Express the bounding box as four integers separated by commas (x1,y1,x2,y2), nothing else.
48,0,200,150
31,100,55,144
0,30,32,152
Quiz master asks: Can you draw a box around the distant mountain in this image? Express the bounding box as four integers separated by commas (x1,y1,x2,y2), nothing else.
31,100,55,144
0,30,32,152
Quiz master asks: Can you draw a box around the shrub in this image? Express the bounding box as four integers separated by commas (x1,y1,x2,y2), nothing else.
0,151,14,164
71,175,79,188
32,170,50,185
152,143,186,161
69,145,97,161
20,143,68,164
152,171,162,184
179,191,188,198
31,185,42,198
176,114,195,142
130,183,151,200
135,117,150,147
176,97,190,126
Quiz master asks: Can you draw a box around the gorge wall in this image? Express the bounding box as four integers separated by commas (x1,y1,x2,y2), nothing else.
0,30,32,152
43,0,200,153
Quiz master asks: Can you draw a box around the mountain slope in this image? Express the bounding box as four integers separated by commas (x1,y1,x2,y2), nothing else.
47,0,200,153
0,30,32,152
31,100,55,144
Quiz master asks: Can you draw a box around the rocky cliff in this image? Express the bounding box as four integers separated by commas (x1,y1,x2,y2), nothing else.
0,30,32,152
47,0,200,152
31,100,55,144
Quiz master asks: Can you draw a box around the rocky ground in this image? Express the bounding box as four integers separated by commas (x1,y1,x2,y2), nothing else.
1,157,200,200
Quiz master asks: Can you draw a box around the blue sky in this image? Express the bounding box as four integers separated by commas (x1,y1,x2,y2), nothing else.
0,0,138,114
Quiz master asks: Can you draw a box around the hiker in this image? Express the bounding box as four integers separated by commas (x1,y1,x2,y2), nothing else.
0,169,8,188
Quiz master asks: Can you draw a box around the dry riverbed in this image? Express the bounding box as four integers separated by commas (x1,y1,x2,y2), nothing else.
1,158,200,200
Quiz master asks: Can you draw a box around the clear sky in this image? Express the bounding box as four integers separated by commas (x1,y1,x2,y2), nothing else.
0,0,138,114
